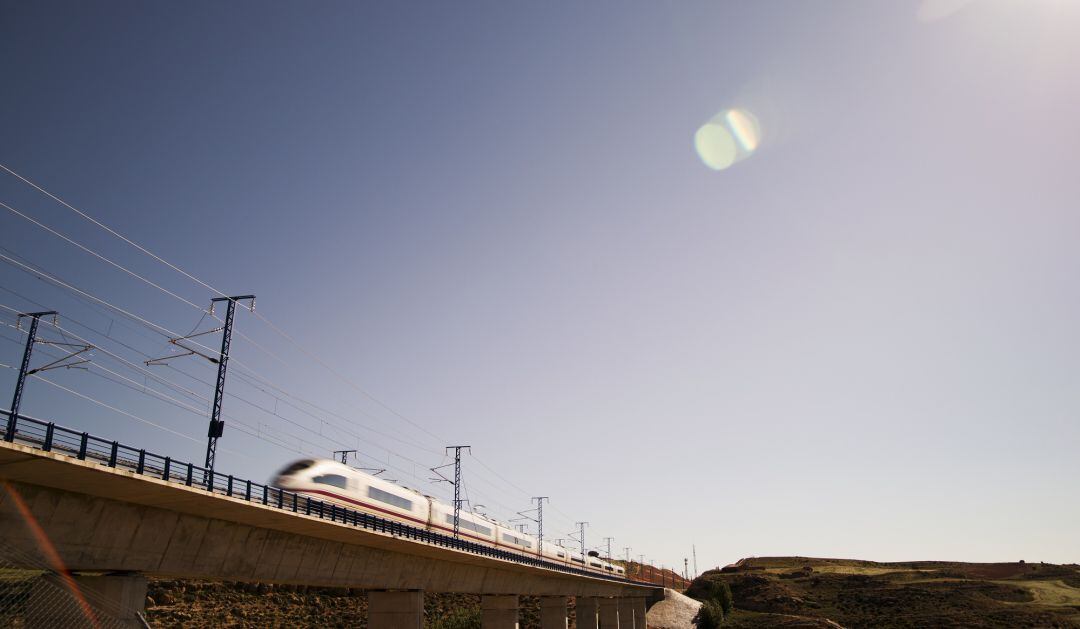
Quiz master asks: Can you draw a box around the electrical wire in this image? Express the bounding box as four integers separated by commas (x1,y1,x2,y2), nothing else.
0,330,313,458
0,304,430,478
0,356,197,444
0,248,445,456
0,200,208,312
0,164,590,534
0,163,446,444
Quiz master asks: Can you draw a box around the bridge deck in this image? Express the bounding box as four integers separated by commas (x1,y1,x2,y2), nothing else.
0,438,657,597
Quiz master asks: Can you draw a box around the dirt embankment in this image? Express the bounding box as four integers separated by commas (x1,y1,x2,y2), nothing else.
144,580,570,629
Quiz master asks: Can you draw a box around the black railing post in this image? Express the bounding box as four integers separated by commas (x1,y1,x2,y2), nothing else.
108,441,118,467
136,449,145,474
78,432,88,459
3,411,16,443
262,485,268,505
207,469,214,492
163,457,171,481
227,475,233,497
245,479,251,501
276,490,283,509
43,423,54,451
186,463,193,486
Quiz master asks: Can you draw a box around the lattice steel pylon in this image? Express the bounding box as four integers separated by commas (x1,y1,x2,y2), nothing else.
203,296,251,473
5,311,55,441
205,295,254,473
533,496,548,557
431,445,471,537
144,295,254,474
574,521,589,558
5,311,93,443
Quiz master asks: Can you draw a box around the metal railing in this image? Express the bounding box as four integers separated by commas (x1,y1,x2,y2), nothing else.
1,409,642,585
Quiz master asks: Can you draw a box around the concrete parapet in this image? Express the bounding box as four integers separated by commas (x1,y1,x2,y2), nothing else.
481,594,519,629
368,590,424,629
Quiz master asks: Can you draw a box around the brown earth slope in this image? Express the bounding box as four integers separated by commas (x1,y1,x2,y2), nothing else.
686,557,1080,628
143,580,572,629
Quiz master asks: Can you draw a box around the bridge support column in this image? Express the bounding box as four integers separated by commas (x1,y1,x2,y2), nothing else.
368,590,424,629
539,596,568,629
598,597,620,629
26,572,147,628
631,597,647,629
617,598,635,629
577,597,599,629
481,594,519,629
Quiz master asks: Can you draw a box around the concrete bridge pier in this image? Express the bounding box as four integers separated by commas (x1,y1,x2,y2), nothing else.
617,598,636,629
368,590,424,629
631,597,648,629
481,594,519,629
26,572,147,628
597,597,620,629
578,596,599,629
539,595,568,629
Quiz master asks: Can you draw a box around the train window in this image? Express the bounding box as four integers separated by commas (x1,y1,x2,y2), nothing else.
368,486,413,510
605,566,614,572
501,533,532,549
278,460,315,475
445,515,492,536
590,562,602,567
557,552,565,558
571,557,585,564
312,474,348,489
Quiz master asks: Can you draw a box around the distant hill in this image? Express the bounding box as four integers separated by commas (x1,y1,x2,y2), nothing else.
686,556,1080,628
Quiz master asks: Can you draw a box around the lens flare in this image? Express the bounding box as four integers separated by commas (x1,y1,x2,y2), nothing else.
725,109,760,152
1,481,99,628
693,124,736,171
694,108,761,171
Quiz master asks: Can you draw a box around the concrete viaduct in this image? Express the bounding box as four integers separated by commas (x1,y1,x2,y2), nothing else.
0,422,663,628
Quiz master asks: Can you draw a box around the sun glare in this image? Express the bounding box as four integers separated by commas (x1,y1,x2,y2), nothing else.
917,0,978,22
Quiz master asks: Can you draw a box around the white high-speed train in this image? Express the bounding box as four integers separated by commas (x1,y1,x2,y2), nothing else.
273,458,626,578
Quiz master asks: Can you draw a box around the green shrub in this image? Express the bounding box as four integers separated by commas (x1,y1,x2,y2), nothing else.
689,579,733,615
693,600,725,629
711,581,733,615
429,608,481,629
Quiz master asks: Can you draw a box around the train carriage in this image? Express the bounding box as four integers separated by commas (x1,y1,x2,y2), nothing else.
427,500,498,545
274,459,432,527
274,458,626,580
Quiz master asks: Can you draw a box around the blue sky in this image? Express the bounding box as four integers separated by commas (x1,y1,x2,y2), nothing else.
2,0,1079,571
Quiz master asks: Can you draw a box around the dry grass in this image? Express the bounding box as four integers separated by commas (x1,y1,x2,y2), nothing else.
1001,579,1080,607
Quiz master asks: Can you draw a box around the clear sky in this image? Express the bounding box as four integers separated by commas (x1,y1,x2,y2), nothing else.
1,0,1079,572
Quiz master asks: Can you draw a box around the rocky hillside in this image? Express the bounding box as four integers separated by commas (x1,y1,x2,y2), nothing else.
685,556,1080,628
